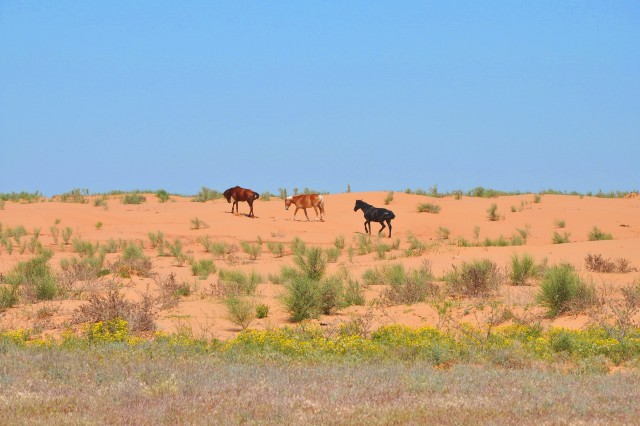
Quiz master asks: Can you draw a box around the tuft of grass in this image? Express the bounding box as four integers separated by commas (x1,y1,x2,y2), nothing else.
224,296,255,330
156,189,170,203
487,203,500,221
62,226,73,245
241,241,262,261
445,259,501,297
334,235,345,250
552,231,571,244
191,217,208,230
214,269,262,297
190,258,217,279
121,193,146,204
437,227,450,240
192,187,222,203
554,219,566,228
417,203,441,214
588,226,613,241
255,303,270,319
384,191,394,205
266,241,285,258
585,253,636,274
5,251,58,301
537,264,596,317
508,253,542,286
290,237,306,256
294,247,326,281
404,234,427,256
110,243,153,278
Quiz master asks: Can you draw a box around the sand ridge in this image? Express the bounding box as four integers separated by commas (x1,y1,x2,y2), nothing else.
1,191,639,339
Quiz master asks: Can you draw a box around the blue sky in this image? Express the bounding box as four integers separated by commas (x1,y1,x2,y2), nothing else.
1,1,638,196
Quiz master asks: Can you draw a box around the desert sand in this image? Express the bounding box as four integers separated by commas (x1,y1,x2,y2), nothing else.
1,191,639,340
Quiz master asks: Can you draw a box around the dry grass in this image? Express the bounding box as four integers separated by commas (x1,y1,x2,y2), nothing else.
0,349,638,425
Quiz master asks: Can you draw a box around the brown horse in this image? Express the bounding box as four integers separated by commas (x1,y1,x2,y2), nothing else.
285,194,325,221
223,186,260,217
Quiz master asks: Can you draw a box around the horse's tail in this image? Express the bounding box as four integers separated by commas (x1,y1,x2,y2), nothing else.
319,195,325,213
386,210,395,220
253,192,260,200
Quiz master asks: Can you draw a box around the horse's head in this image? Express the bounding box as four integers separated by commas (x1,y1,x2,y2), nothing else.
354,200,364,212
284,196,293,210
223,188,232,203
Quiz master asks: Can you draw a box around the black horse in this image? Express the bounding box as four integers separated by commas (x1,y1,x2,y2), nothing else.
353,200,396,237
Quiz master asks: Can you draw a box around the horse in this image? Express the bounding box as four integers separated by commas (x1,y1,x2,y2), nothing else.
285,194,325,221
353,199,395,237
223,186,260,218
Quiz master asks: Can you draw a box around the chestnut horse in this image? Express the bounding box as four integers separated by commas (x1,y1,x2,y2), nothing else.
285,194,325,221
223,186,260,218
354,199,395,237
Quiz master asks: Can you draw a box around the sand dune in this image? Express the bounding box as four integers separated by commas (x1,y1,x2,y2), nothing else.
1,191,639,339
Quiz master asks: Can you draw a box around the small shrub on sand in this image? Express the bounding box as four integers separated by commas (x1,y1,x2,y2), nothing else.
508,253,542,286
552,232,570,244
537,264,596,317
192,187,221,203
225,296,255,330
190,258,216,279
267,241,285,258
445,259,501,297
255,303,270,319
121,193,146,205
191,217,208,230
417,203,440,214
73,286,157,332
487,203,500,221
588,226,613,241
384,191,394,205
294,247,326,281
213,269,261,298
155,273,191,309
241,241,262,260
156,189,170,203
110,243,153,278
585,253,636,273
5,252,58,301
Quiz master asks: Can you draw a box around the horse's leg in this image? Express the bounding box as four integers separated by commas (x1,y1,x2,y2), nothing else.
248,200,254,217
378,221,386,236
364,221,370,234
232,200,237,214
304,208,310,221
387,219,392,238
293,207,299,220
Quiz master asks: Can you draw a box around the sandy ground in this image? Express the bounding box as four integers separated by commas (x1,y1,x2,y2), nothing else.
1,191,639,340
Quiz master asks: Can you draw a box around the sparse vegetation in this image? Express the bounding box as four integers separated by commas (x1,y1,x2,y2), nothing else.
487,203,500,221
508,253,542,286
384,191,394,205
552,231,571,244
121,193,146,204
192,187,222,203
585,253,636,273
191,217,208,230
588,226,613,241
445,259,501,297
537,264,597,317
417,202,440,214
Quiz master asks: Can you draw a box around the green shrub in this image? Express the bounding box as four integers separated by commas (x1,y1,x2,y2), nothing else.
381,263,436,305
334,235,345,250
0,284,18,312
121,193,146,204
325,247,340,263
318,276,344,315
5,253,58,301
190,259,216,279
294,247,326,281
445,259,501,297
437,227,450,240
156,189,170,203
290,237,306,256
588,227,613,241
62,227,73,245
192,187,221,203
384,191,394,205
255,303,270,319
487,203,500,221
191,217,208,230
59,188,88,204
508,253,541,286
111,243,153,278
417,203,441,214
215,269,261,297
283,276,322,322
554,219,566,228
267,241,285,258
225,296,255,330
356,234,373,255
552,232,570,244
241,241,262,260
404,234,427,256
537,264,596,317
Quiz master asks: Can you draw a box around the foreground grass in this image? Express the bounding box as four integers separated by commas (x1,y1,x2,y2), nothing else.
2,322,640,424
1,343,639,425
